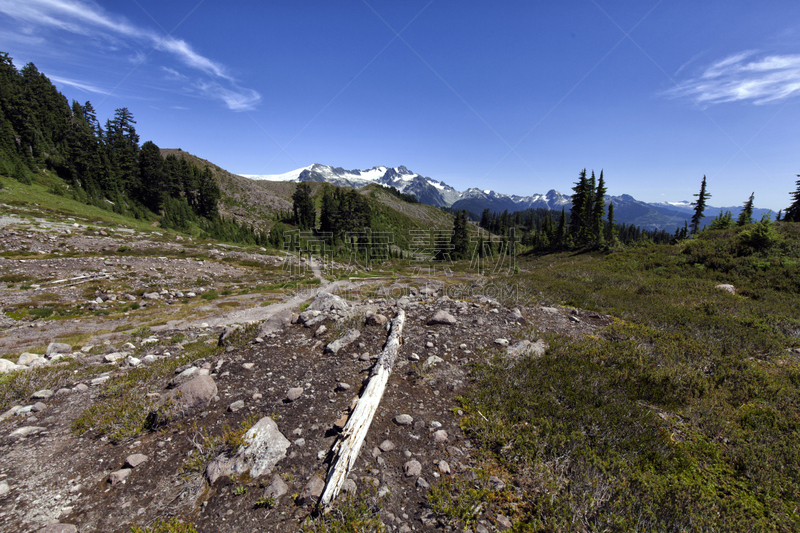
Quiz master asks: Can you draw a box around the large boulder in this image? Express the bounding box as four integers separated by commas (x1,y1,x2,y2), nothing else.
0,359,23,374
152,374,217,425
324,329,361,354
206,417,290,484
45,342,71,357
308,292,349,312
427,310,457,326
257,308,293,338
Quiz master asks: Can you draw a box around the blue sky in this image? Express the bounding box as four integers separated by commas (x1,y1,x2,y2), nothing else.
2,0,799,210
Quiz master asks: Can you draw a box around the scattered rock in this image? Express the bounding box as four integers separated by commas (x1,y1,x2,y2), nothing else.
286,387,304,402
404,460,422,477
206,417,290,484
36,525,78,533
125,454,148,469
45,342,71,356
379,440,396,452
494,338,509,347
31,402,46,413
108,468,132,486
432,430,448,443
416,477,430,489
31,389,54,400
365,312,388,326
297,474,325,505
153,374,218,424
228,400,245,412
308,292,349,312
715,283,736,295
496,513,513,530
324,329,361,354
0,480,8,496
438,460,451,474
0,359,22,374
335,382,351,391
263,474,289,500
394,414,413,426
427,310,456,326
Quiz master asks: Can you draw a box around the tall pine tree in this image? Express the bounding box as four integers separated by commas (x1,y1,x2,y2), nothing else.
690,175,711,234
736,192,754,226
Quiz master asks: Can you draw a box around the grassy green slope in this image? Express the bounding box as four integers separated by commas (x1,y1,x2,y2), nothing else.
445,222,800,531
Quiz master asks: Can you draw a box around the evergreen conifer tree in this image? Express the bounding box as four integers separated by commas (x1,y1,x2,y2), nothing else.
737,192,755,226
690,175,711,234
292,181,315,230
451,210,469,259
593,170,606,246
786,176,800,222
605,201,617,244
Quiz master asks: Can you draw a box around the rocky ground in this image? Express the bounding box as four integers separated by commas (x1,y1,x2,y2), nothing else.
0,208,612,532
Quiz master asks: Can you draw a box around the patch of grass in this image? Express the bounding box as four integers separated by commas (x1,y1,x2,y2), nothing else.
130,517,198,533
181,414,260,477
454,225,800,531
300,489,385,533
200,290,218,301
72,340,224,442
427,469,493,529
28,307,53,319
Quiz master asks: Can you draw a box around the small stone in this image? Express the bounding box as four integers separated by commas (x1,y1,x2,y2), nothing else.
126,356,141,367
125,454,148,468
416,477,430,489
74,383,89,392
459,343,467,350
365,313,388,326
359,352,371,361
427,310,457,326
31,402,47,413
494,338,509,347
715,283,736,295
341,478,357,494
336,382,351,391
496,514,513,530
0,480,8,495
104,352,127,363
294,438,306,447
379,440,396,452
404,460,422,477
242,363,254,370
438,460,451,474
36,525,78,533
298,475,325,505
489,475,506,491
314,325,327,337
91,375,110,386
569,316,581,323
287,387,304,401
55,388,72,396
31,389,53,400
432,429,448,443
228,400,245,412
122,342,136,350
408,353,420,361
425,341,435,348
108,468,132,486
8,426,45,441
394,414,413,426
263,474,289,500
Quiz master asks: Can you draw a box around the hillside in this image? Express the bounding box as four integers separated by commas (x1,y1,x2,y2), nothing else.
159,149,291,231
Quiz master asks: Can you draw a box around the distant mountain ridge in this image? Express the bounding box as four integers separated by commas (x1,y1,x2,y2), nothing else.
242,164,773,231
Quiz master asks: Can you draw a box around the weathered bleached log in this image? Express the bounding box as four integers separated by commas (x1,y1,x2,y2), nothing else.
319,309,406,510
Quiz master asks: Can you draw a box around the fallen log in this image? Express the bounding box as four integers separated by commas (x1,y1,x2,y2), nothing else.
319,308,406,510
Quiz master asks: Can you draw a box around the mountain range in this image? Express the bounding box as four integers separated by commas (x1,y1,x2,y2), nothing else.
242,164,773,232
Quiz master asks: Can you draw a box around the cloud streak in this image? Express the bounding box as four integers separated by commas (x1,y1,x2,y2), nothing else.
0,0,260,110
49,74,108,95
666,51,800,105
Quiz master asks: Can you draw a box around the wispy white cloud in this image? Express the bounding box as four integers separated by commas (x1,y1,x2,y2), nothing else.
0,0,260,110
666,51,800,105
197,81,261,112
49,74,108,94
161,66,186,80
